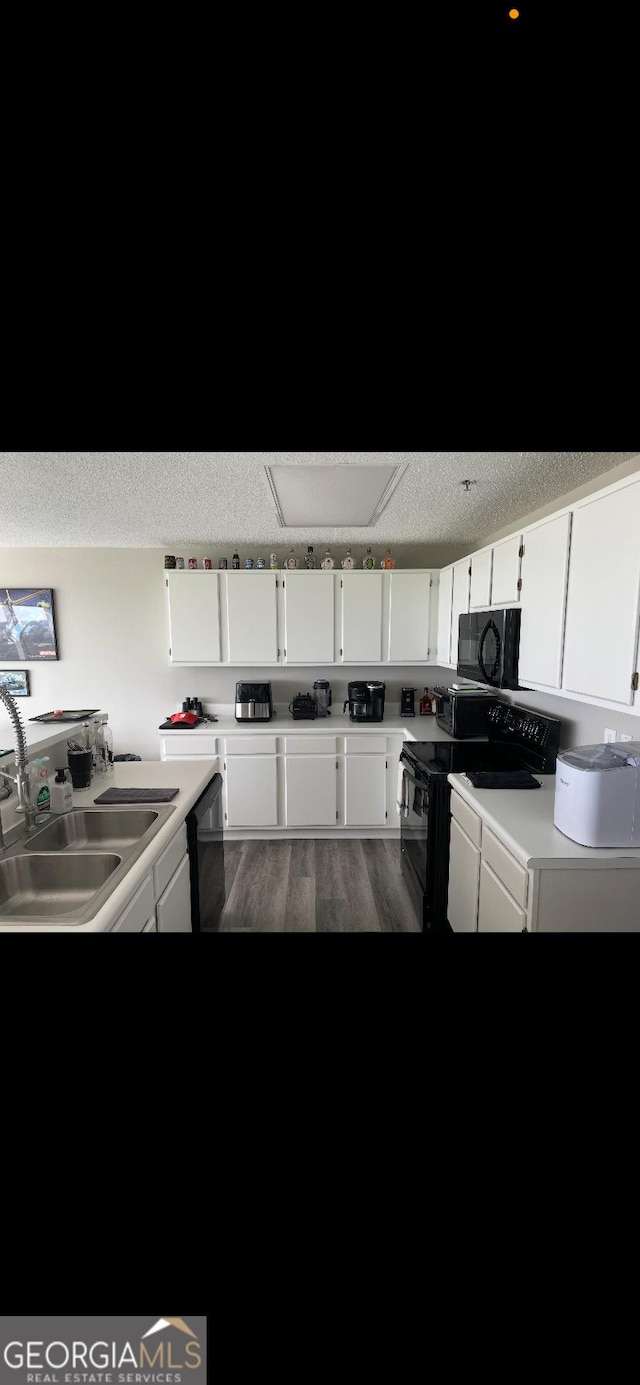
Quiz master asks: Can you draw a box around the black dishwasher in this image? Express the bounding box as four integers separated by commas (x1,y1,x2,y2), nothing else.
185,773,225,932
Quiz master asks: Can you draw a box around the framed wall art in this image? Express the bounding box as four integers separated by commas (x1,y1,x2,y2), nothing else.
0,589,59,661
0,669,30,696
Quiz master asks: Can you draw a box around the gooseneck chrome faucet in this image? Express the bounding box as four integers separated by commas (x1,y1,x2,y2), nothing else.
0,687,37,845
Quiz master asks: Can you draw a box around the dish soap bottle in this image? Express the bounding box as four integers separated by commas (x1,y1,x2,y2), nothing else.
51,767,74,813
30,756,51,815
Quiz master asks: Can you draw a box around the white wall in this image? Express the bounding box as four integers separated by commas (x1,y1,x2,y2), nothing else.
0,548,452,760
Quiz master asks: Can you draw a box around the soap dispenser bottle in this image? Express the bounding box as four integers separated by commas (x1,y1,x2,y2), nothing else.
30,756,52,815
51,767,74,813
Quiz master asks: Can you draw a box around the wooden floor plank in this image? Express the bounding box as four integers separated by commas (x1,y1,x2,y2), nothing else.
213,839,417,933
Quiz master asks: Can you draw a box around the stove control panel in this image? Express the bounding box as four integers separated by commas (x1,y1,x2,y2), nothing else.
488,702,561,770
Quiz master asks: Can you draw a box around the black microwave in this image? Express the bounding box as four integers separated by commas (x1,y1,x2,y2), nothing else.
457,609,521,690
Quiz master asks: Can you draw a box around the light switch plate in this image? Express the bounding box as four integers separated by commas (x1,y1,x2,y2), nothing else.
604,728,617,743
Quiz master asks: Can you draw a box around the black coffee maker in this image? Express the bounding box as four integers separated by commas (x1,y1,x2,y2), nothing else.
344,681,386,723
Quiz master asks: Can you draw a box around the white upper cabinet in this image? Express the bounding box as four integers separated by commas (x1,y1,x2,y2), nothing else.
341,572,383,662
470,549,493,609
167,572,221,664
225,572,278,664
450,560,470,665
518,513,572,689
437,567,454,664
283,571,334,663
562,480,640,706
388,572,432,662
490,534,522,605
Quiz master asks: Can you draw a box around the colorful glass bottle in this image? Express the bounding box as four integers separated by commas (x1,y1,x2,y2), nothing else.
362,546,375,570
321,549,335,570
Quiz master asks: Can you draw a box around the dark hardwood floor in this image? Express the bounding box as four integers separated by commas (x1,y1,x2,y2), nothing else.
200,839,420,932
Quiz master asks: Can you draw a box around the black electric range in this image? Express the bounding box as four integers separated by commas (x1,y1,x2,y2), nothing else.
400,703,561,932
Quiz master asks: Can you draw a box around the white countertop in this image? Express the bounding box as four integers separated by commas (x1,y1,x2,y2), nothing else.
160,713,452,740
0,713,106,764
448,772,640,870
0,759,218,933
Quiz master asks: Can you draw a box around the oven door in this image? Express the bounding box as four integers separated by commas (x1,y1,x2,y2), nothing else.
400,760,430,894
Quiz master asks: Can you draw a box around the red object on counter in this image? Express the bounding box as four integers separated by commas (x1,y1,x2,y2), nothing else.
420,689,435,716
170,711,199,726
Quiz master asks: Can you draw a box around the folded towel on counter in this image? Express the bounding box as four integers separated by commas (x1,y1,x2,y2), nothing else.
94,788,180,803
396,762,409,817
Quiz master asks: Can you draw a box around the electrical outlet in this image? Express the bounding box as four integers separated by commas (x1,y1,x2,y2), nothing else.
604,728,617,743
619,733,633,742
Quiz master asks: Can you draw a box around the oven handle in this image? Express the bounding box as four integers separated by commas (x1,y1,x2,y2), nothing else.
400,759,429,815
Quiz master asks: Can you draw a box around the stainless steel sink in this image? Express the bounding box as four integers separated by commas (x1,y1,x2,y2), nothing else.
0,804,176,925
26,809,159,854
0,853,122,919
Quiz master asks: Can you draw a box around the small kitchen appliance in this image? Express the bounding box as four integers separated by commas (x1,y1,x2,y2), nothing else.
434,686,496,738
291,694,318,720
344,681,386,723
554,741,640,847
313,680,332,715
235,681,273,722
401,688,416,717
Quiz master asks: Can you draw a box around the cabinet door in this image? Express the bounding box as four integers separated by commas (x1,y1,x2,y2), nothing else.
344,755,387,826
167,572,221,664
342,572,383,662
490,535,522,605
225,572,278,664
447,817,480,932
451,560,470,664
388,572,432,662
437,567,453,664
225,756,278,827
478,859,526,932
519,513,571,689
283,573,334,663
285,756,337,827
562,481,640,705
156,853,192,932
470,550,493,609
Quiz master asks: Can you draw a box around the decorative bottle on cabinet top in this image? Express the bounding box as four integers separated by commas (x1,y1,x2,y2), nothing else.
269,553,278,570
232,553,240,569
362,546,375,570
285,549,298,569
304,546,316,569
341,549,355,570
321,549,335,570
381,547,395,570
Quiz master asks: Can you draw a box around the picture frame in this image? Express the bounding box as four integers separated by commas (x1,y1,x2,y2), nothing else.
0,589,59,662
0,669,30,697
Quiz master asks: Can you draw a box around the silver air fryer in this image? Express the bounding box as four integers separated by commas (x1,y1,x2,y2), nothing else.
235,682,273,722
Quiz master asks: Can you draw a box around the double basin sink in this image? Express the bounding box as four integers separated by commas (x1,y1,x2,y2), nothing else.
0,807,176,925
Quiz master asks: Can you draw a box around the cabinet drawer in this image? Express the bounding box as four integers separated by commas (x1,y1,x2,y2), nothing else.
345,736,387,755
285,736,337,755
111,873,155,933
162,735,218,758
224,736,277,756
450,791,482,848
482,826,528,909
153,823,187,901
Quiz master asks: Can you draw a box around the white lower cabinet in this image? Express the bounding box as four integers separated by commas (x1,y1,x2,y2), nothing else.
156,852,192,932
447,818,480,932
285,756,337,827
225,755,278,827
344,755,387,826
477,859,527,932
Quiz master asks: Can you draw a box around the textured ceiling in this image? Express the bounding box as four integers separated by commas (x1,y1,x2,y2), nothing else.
0,452,637,549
